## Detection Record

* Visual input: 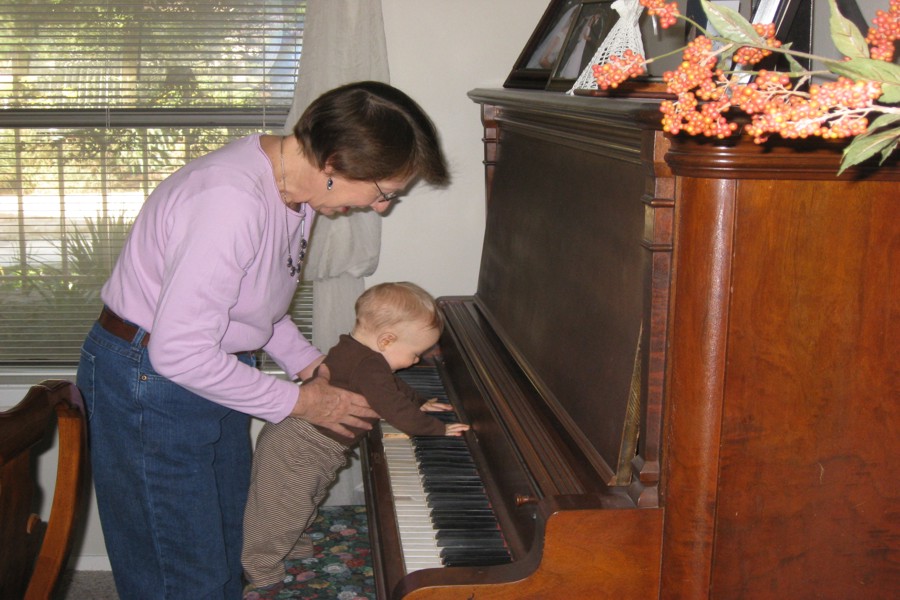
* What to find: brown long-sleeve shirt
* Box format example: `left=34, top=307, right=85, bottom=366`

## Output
left=313, top=334, right=446, bottom=446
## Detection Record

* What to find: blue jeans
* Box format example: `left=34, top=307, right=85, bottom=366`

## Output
left=78, top=320, right=253, bottom=599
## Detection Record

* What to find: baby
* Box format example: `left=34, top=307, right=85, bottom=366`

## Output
left=241, top=282, right=468, bottom=590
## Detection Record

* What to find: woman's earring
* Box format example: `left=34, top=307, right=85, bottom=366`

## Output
left=326, top=177, right=334, bottom=191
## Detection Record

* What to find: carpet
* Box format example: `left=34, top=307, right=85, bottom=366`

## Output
left=58, top=505, right=375, bottom=600
left=242, top=504, right=375, bottom=600
left=56, top=569, right=118, bottom=599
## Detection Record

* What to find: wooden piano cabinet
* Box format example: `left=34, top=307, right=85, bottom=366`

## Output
left=661, top=137, right=900, bottom=599
left=367, top=89, right=900, bottom=600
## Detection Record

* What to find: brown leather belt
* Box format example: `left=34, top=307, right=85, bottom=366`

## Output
left=98, top=306, right=149, bottom=347
left=97, top=307, right=255, bottom=360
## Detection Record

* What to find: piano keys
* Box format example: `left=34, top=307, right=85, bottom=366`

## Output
left=382, top=368, right=511, bottom=574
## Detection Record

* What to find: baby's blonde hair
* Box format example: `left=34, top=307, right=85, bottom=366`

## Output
left=354, top=282, right=443, bottom=334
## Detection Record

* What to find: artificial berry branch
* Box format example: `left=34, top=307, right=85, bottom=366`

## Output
left=593, top=0, right=900, bottom=174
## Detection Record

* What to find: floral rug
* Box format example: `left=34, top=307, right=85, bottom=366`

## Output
left=243, top=505, right=376, bottom=600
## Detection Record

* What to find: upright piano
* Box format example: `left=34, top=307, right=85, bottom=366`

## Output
left=362, top=88, right=900, bottom=599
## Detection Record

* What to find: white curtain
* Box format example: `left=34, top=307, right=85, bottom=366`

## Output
left=283, top=0, right=389, bottom=505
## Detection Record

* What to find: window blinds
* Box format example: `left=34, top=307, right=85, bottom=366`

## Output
left=0, top=1, right=309, bottom=365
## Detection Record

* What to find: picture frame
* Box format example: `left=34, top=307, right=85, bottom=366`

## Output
left=546, top=0, right=619, bottom=92
left=683, top=1, right=800, bottom=43
left=751, top=0, right=810, bottom=70
left=504, top=0, right=587, bottom=90
left=751, top=0, right=802, bottom=36
left=705, top=0, right=807, bottom=82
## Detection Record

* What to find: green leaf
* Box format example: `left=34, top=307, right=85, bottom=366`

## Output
left=878, top=83, right=900, bottom=104
left=784, top=54, right=806, bottom=74
left=829, top=58, right=900, bottom=85
left=826, top=0, right=870, bottom=59
left=880, top=139, right=899, bottom=162
left=701, top=0, right=759, bottom=44
left=838, top=127, right=900, bottom=174
left=867, top=113, right=900, bottom=131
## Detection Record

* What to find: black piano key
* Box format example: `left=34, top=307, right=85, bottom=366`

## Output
left=424, top=477, right=482, bottom=488
left=418, top=460, right=474, bottom=468
left=428, top=505, right=495, bottom=514
left=420, top=469, right=480, bottom=479
left=441, top=546, right=511, bottom=558
left=431, top=519, right=502, bottom=530
left=413, top=436, right=466, bottom=445
left=442, top=555, right=512, bottom=567
left=437, top=539, right=508, bottom=550
left=413, top=438, right=466, bottom=448
left=415, top=451, right=475, bottom=461
left=428, top=501, right=492, bottom=512
left=436, top=529, right=505, bottom=542
left=430, top=515, right=497, bottom=525
left=415, top=445, right=467, bottom=454
left=426, top=491, right=488, bottom=501
left=427, top=493, right=491, bottom=506
left=424, top=485, right=486, bottom=495
left=428, top=507, right=496, bottom=517
left=441, top=548, right=512, bottom=562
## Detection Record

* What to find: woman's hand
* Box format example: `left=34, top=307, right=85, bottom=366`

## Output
left=291, top=364, right=377, bottom=437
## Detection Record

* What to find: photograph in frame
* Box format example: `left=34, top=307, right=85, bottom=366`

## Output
left=504, top=0, right=583, bottom=89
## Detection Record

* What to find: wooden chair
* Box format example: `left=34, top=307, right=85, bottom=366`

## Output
left=0, top=380, right=87, bottom=600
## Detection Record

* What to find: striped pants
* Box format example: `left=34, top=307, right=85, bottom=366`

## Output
left=241, top=418, right=348, bottom=588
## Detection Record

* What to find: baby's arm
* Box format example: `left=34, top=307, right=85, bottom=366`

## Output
left=444, top=422, right=470, bottom=437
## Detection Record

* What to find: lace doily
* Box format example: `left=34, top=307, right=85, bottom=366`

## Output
left=568, top=0, right=645, bottom=94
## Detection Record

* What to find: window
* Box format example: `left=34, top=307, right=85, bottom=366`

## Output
left=0, top=0, right=310, bottom=366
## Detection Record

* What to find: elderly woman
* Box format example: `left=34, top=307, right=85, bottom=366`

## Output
left=77, top=81, right=449, bottom=599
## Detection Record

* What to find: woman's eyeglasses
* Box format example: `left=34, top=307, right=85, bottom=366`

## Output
left=374, top=181, right=400, bottom=203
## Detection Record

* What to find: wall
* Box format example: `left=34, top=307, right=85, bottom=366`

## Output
left=0, top=0, right=548, bottom=571
left=374, top=0, right=548, bottom=295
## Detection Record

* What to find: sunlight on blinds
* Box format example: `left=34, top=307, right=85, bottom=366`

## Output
left=0, top=1, right=310, bottom=364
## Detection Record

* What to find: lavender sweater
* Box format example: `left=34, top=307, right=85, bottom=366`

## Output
left=101, top=134, right=322, bottom=423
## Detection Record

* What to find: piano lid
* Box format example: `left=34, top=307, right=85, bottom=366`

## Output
left=469, top=100, right=662, bottom=486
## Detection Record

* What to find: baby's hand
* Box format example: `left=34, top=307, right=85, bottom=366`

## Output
left=420, top=398, right=453, bottom=412
left=444, top=423, right=470, bottom=437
